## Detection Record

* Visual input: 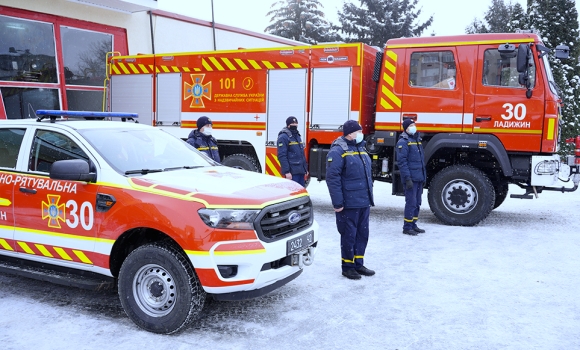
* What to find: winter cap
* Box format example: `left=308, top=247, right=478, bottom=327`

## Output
left=197, top=116, right=212, bottom=130
left=402, top=118, right=415, bottom=131
left=286, top=116, right=298, bottom=126
left=342, top=120, right=362, bottom=136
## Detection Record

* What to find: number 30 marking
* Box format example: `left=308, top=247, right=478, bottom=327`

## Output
left=501, top=103, right=527, bottom=121
left=66, top=200, right=94, bottom=230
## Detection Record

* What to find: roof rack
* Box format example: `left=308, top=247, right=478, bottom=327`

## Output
left=35, top=110, right=139, bottom=123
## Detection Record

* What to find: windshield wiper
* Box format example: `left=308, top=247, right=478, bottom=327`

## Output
left=125, top=169, right=164, bottom=175
left=163, top=165, right=205, bottom=171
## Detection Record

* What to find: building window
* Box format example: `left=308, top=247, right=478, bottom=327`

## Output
left=0, top=15, right=57, bottom=83
left=1, top=87, right=60, bottom=119
left=61, top=26, right=112, bottom=87
left=409, top=51, right=457, bottom=89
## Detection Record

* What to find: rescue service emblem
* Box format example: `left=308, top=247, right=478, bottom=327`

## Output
left=184, top=74, right=212, bottom=108
left=42, top=194, right=66, bottom=228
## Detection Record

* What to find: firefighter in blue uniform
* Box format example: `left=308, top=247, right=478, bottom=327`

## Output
left=396, top=118, right=427, bottom=236
left=277, top=116, right=308, bottom=186
left=326, top=120, right=375, bottom=280
left=187, top=116, right=221, bottom=163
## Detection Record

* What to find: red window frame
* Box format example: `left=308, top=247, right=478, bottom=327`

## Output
left=0, top=6, right=128, bottom=118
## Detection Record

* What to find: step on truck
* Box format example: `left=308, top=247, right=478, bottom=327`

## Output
left=106, top=32, right=580, bottom=226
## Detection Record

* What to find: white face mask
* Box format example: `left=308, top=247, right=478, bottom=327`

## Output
left=407, top=126, right=417, bottom=135
left=355, top=132, right=364, bottom=144
left=202, top=127, right=212, bottom=136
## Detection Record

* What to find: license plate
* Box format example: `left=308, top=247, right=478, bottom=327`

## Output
left=286, top=231, right=314, bottom=255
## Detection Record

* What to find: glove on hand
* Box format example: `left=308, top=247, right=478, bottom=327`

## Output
left=406, top=179, right=413, bottom=190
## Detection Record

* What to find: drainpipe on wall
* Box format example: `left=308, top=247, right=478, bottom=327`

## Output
left=149, top=11, right=155, bottom=54
left=211, top=0, right=216, bottom=50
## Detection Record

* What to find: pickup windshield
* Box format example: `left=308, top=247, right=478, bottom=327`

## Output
left=78, top=127, right=215, bottom=174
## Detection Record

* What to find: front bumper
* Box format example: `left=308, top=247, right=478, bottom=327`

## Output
left=187, top=220, right=319, bottom=296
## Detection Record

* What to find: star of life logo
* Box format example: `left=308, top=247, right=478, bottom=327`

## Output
left=184, top=74, right=212, bottom=108
left=42, top=194, right=66, bottom=228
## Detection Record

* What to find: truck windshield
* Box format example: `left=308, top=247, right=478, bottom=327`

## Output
left=542, top=54, right=559, bottom=97
left=79, top=127, right=215, bottom=174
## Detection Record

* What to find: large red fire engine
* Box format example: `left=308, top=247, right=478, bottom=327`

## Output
left=107, top=33, right=580, bottom=226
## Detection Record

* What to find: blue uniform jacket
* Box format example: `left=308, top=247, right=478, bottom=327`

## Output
left=277, top=127, right=307, bottom=175
left=396, top=132, right=426, bottom=183
left=186, top=129, right=220, bottom=163
left=325, top=136, right=374, bottom=209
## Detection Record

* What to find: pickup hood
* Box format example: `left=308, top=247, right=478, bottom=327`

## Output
left=126, top=166, right=308, bottom=208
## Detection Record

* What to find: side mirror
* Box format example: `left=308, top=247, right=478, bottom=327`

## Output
left=516, top=44, right=529, bottom=73
left=498, top=43, right=517, bottom=59
left=555, top=44, right=570, bottom=59
left=50, top=159, right=96, bottom=182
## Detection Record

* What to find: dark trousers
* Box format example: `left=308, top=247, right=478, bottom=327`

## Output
left=335, top=207, right=370, bottom=271
left=403, top=181, right=423, bottom=230
left=291, top=174, right=305, bottom=186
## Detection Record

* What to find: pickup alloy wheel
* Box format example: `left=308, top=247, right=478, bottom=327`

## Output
left=428, top=164, right=495, bottom=226
left=118, top=242, right=205, bottom=334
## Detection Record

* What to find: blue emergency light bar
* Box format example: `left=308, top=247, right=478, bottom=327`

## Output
left=35, top=110, right=138, bottom=123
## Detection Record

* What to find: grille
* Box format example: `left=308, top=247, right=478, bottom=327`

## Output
left=254, top=196, right=313, bottom=242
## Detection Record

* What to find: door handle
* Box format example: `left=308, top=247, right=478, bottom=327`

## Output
left=19, top=187, right=37, bottom=194
left=402, top=113, right=417, bottom=120
left=475, top=116, right=492, bottom=122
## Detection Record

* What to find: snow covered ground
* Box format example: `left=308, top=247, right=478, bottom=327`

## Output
left=1, top=180, right=579, bottom=349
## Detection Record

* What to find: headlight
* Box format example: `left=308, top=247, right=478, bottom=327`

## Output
left=198, top=209, right=259, bottom=230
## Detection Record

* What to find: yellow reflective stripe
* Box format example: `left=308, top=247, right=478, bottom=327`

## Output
left=221, top=57, right=236, bottom=70
left=288, top=142, right=300, bottom=145
left=35, top=244, right=54, bottom=258
left=0, top=198, right=11, bottom=206
left=381, top=85, right=402, bottom=107
left=54, top=247, right=72, bottom=261
left=248, top=59, right=261, bottom=69
left=73, top=250, right=93, bottom=264
left=547, top=118, right=555, bottom=140
left=161, top=65, right=170, bottom=73
left=0, top=239, right=13, bottom=251
left=171, top=66, right=180, bottom=72
left=138, top=63, right=148, bottom=73
left=18, top=242, right=35, bottom=254
left=197, top=147, right=209, bottom=150
left=404, top=218, right=414, bottom=222
left=291, top=63, right=302, bottom=68
left=210, top=146, right=219, bottom=150
left=384, top=60, right=396, bottom=74
left=380, top=98, right=394, bottom=110
left=354, top=255, right=364, bottom=259
left=209, top=57, right=225, bottom=70
left=234, top=58, right=249, bottom=70
left=386, top=50, right=398, bottom=61
left=341, top=151, right=368, bottom=157
left=341, top=258, right=354, bottom=263
left=383, top=72, right=395, bottom=87
left=262, top=61, right=275, bottom=69
left=276, top=62, right=288, bottom=68
left=202, top=58, right=213, bottom=71
left=128, top=63, right=139, bottom=74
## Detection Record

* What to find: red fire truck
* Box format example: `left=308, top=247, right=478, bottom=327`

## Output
left=106, top=33, right=580, bottom=226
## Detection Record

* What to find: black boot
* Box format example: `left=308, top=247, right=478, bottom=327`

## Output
left=413, top=226, right=426, bottom=233
left=402, top=229, right=418, bottom=236
left=356, top=266, right=375, bottom=276
left=342, top=269, right=361, bottom=280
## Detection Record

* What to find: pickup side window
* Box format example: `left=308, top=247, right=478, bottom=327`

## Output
left=483, top=48, right=536, bottom=88
left=0, top=128, right=25, bottom=169
left=28, top=130, right=89, bottom=173
left=409, top=51, right=457, bottom=89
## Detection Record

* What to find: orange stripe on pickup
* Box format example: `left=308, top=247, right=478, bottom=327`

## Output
left=195, top=268, right=254, bottom=287
left=214, top=241, right=265, bottom=252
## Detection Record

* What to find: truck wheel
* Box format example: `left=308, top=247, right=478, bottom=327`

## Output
left=222, top=153, right=260, bottom=172
left=118, top=242, right=206, bottom=334
left=493, top=181, right=509, bottom=209
left=427, top=165, right=495, bottom=226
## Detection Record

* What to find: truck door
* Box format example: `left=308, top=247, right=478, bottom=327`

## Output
left=110, top=74, right=154, bottom=126
left=0, top=128, right=26, bottom=253
left=265, top=68, right=307, bottom=176
left=401, top=48, right=464, bottom=132
left=310, top=67, right=352, bottom=130
left=12, top=127, right=99, bottom=266
left=474, top=44, right=545, bottom=152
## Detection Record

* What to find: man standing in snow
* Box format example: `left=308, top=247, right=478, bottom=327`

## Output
left=396, top=118, right=426, bottom=236
left=187, top=116, right=221, bottom=163
left=277, top=116, right=308, bottom=186
left=326, top=120, right=375, bottom=280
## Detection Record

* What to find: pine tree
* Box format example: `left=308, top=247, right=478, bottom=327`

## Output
left=528, top=0, right=580, bottom=153
left=336, top=0, right=433, bottom=47
left=465, top=0, right=526, bottom=34
left=265, top=0, right=340, bottom=44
